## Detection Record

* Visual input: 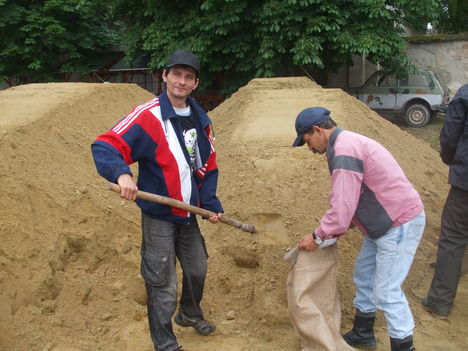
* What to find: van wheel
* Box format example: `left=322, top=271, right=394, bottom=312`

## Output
left=405, top=103, right=431, bottom=127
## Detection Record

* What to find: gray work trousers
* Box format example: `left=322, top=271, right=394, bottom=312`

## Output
left=427, top=185, right=468, bottom=314
left=141, top=213, right=208, bottom=351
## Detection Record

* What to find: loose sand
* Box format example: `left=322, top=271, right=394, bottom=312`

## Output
left=0, top=78, right=466, bottom=351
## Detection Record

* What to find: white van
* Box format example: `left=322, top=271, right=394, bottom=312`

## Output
left=350, top=69, right=451, bottom=127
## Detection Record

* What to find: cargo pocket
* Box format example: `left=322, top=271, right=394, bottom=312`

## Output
left=141, top=250, right=169, bottom=287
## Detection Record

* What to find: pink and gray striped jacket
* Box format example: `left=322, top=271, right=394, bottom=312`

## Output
left=315, top=128, right=423, bottom=240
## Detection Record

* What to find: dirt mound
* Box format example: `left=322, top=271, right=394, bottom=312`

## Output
left=0, top=80, right=466, bottom=351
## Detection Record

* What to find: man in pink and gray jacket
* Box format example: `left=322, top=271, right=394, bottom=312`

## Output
left=292, top=107, right=425, bottom=351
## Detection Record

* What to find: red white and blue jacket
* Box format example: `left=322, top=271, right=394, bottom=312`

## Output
left=91, top=92, right=223, bottom=225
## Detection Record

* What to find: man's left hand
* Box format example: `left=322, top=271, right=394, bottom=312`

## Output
left=297, top=234, right=319, bottom=251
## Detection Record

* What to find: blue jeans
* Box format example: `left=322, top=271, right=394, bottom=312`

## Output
left=141, top=214, right=208, bottom=351
left=353, top=211, right=425, bottom=339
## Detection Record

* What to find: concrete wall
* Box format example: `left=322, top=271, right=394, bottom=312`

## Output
left=406, top=39, right=468, bottom=95
left=327, top=37, right=468, bottom=96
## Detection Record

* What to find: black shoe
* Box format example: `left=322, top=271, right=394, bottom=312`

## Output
left=342, top=310, right=377, bottom=350
left=390, top=336, right=415, bottom=351
left=174, top=313, right=216, bottom=335
left=421, top=297, right=449, bottom=319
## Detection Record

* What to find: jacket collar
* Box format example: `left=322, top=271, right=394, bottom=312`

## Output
left=158, top=92, right=212, bottom=127
left=326, top=127, right=344, bottom=157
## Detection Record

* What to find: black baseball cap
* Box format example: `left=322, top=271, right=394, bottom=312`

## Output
left=165, top=50, right=200, bottom=74
left=292, top=107, right=331, bottom=147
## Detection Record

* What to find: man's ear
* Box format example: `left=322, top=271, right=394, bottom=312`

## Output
left=162, top=69, right=167, bottom=83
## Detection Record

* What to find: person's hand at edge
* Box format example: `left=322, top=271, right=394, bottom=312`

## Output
left=117, top=173, right=138, bottom=201
left=297, top=233, right=319, bottom=252
left=207, top=213, right=222, bottom=223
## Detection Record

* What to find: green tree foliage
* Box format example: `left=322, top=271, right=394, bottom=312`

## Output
left=108, top=0, right=439, bottom=93
left=0, top=0, right=120, bottom=84
left=436, top=0, right=468, bottom=33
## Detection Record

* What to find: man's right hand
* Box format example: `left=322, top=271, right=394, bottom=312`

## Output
left=117, top=173, right=138, bottom=201
left=297, top=234, right=319, bottom=252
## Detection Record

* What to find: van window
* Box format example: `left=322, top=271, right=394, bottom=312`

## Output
left=377, top=75, right=397, bottom=87
left=364, top=72, right=397, bottom=88
left=365, top=72, right=384, bottom=88
left=406, top=74, right=429, bottom=87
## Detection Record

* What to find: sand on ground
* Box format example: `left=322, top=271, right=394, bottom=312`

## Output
left=0, top=78, right=466, bottom=351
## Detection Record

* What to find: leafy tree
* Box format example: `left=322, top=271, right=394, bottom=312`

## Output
left=0, top=0, right=120, bottom=84
left=107, top=0, right=439, bottom=94
left=435, top=0, right=468, bottom=33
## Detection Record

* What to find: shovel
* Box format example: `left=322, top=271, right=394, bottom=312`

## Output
left=107, top=183, right=256, bottom=233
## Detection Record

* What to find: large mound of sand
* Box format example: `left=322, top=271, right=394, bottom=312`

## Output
left=0, top=79, right=466, bottom=351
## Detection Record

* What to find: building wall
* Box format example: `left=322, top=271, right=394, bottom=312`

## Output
left=327, top=55, right=377, bottom=89
left=406, top=39, right=468, bottom=94
left=326, top=38, right=468, bottom=95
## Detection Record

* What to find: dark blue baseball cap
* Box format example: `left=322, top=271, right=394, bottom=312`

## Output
left=166, top=49, right=200, bottom=74
left=292, top=107, right=331, bottom=147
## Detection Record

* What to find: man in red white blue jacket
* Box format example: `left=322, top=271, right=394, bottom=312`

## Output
left=292, top=107, right=425, bottom=351
left=92, top=50, right=222, bottom=351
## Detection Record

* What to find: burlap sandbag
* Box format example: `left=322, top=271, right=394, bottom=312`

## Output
left=287, top=245, right=355, bottom=351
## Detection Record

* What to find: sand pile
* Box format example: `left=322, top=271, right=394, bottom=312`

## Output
left=0, top=79, right=466, bottom=351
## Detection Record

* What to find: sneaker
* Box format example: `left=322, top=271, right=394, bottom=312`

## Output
left=174, top=313, right=216, bottom=335
left=172, top=347, right=186, bottom=351
left=421, top=297, right=449, bottom=320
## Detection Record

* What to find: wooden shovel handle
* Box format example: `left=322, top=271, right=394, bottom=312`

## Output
left=107, top=183, right=256, bottom=233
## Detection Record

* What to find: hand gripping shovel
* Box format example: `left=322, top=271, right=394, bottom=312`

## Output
left=107, top=183, right=256, bottom=233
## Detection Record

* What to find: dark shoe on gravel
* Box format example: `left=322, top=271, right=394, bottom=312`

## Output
left=421, top=297, right=449, bottom=320
left=342, top=310, right=377, bottom=350
left=174, top=313, right=216, bottom=335
left=390, top=336, right=416, bottom=351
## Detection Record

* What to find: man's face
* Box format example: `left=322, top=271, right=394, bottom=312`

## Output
left=163, top=65, right=199, bottom=101
left=303, top=126, right=327, bottom=154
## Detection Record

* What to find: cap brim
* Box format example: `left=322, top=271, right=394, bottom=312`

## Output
left=165, top=62, right=199, bottom=73
left=292, top=133, right=305, bottom=147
